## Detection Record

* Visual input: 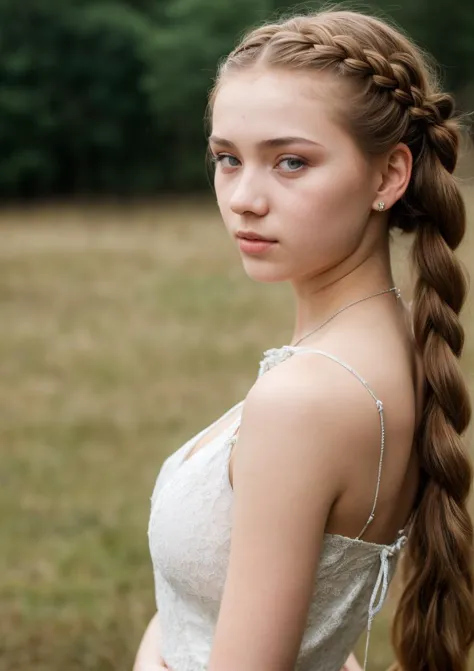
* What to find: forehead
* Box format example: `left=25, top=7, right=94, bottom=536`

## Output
left=211, top=68, right=345, bottom=140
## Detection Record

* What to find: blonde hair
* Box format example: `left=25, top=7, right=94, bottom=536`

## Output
left=209, top=9, right=474, bottom=670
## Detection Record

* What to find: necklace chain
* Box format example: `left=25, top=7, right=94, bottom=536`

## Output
left=292, top=287, right=401, bottom=347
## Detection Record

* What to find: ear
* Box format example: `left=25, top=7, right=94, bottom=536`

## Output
left=372, top=143, right=412, bottom=211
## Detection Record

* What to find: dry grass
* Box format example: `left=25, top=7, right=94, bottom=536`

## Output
left=1, top=190, right=473, bottom=671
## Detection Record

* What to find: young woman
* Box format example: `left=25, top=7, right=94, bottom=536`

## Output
left=135, top=8, right=474, bottom=671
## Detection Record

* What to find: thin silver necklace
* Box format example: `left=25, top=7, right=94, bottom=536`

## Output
left=292, top=286, right=401, bottom=347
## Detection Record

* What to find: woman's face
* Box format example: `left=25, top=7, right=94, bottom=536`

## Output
left=210, top=68, right=382, bottom=285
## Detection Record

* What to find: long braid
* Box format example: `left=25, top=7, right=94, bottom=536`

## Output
left=391, top=109, right=474, bottom=671
left=210, top=10, right=474, bottom=669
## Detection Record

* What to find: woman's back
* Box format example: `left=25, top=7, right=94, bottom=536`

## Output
left=301, top=297, right=422, bottom=545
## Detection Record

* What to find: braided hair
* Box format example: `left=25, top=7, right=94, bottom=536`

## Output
left=209, top=9, right=473, bottom=671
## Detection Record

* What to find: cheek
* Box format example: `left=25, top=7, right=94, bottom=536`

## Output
left=214, top=174, right=231, bottom=226
left=283, top=163, right=371, bottom=259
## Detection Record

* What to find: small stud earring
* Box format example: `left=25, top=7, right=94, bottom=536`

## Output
left=376, top=201, right=385, bottom=212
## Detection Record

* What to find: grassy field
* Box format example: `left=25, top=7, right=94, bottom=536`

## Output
left=1, top=192, right=474, bottom=671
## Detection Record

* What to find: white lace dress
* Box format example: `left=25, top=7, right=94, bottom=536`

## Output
left=148, top=346, right=408, bottom=671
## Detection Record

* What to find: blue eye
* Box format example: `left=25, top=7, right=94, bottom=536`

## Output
left=212, top=154, right=240, bottom=168
left=279, top=157, right=306, bottom=172
left=211, top=153, right=307, bottom=173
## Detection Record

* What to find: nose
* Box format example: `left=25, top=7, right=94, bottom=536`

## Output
left=229, top=174, right=269, bottom=217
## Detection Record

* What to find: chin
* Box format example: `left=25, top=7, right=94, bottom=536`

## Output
left=241, top=259, right=289, bottom=283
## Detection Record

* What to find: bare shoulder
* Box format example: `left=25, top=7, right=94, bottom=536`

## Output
left=232, top=349, right=385, bottom=497
left=230, top=332, right=419, bottom=542
left=246, top=347, right=381, bottom=428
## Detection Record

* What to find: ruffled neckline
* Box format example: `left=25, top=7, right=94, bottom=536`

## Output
left=258, top=345, right=295, bottom=377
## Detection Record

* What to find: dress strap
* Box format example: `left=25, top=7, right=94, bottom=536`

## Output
left=362, top=532, right=408, bottom=670
left=287, top=347, right=386, bottom=540
left=181, top=399, right=244, bottom=463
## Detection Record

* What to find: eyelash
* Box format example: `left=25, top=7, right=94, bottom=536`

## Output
left=210, top=153, right=307, bottom=173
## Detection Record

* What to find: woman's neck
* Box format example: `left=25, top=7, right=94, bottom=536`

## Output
left=290, top=258, right=395, bottom=346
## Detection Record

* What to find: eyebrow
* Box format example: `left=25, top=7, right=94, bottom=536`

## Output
left=208, top=135, right=323, bottom=149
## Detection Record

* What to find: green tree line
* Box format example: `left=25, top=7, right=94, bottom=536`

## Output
left=0, top=0, right=473, bottom=197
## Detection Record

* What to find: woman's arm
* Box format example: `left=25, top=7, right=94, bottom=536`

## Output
left=132, top=612, right=359, bottom=671
left=206, top=356, right=369, bottom=671
left=133, top=611, right=167, bottom=671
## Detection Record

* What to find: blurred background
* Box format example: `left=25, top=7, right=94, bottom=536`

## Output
left=0, top=1, right=473, bottom=670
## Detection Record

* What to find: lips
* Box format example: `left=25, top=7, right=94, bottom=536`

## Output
left=236, top=231, right=277, bottom=242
